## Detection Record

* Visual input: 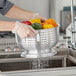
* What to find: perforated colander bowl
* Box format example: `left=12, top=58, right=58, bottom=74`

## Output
left=16, top=27, right=59, bottom=58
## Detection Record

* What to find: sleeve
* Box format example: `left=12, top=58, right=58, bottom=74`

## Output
left=0, top=0, right=6, bottom=8
left=0, top=0, right=14, bottom=15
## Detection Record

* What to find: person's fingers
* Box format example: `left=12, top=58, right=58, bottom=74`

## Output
left=29, top=26, right=37, bottom=34
left=41, top=17, right=46, bottom=22
left=27, top=33, right=34, bottom=37
left=35, top=15, right=46, bottom=22
left=16, top=23, right=38, bottom=38
left=40, top=16, right=46, bottom=20
left=28, top=29, right=35, bottom=37
left=18, top=32, right=27, bottom=38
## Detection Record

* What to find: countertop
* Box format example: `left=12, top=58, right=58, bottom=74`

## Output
left=1, top=67, right=76, bottom=76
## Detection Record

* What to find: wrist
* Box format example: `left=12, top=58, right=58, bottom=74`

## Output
left=11, top=22, right=16, bottom=30
left=12, top=22, right=19, bottom=33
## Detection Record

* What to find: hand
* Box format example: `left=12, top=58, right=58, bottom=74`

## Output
left=33, top=13, right=46, bottom=22
left=12, top=22, right=37, bottom=38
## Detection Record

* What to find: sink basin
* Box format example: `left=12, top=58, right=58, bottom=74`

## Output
left=0, top=55, right=76, bottom=72
left=0, top=59, right=62, bottom=72
left=0, top=48, right=76, bottom=72
left=70, top=49, right=76, bottom=58
left=0, top=54, right=21, bottom=59
left=0, top=61, right=30, bottom=72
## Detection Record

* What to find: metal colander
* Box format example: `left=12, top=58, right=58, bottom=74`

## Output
left=15, top=27, right=59, bottom=58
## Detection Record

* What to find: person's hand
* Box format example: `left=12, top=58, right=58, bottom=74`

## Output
left=12, top=22, right=37, bottom=38
left=32, top=13, right=46, bottom=22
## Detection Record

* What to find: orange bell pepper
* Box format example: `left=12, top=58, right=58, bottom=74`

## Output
left=45, top=19, right=58, bottom=27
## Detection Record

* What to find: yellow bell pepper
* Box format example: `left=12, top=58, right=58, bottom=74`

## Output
left=42, top=24, right=54, bottom=29
left=30, top=19, right=41, bottom=24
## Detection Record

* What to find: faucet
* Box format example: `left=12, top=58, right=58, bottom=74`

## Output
left=67, top=0, right=76, bottom=49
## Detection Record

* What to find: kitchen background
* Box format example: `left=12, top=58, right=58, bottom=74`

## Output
left=0, top=0, right=76, bottom=75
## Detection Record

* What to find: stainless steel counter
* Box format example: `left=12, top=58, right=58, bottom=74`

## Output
left=0, top=67, right=76, bottom=76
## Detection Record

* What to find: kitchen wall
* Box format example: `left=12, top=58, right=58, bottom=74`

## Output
left=50, top=0, right=76, bottom=24
left=9, top=0, right=50, bottom=18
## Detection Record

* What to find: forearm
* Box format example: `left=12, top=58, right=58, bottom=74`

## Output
left=0, top=21, right=15, bottom=31
left=5, top=5, right=35, bottom=20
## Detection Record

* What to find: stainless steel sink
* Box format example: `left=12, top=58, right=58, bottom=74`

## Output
left=0, top=57, right=76, bottom=72
left=0, top=54, right=21, bottom=59
left=0, top=48, right=76, bottom=72
left=70, top=49, right=76, bottom=58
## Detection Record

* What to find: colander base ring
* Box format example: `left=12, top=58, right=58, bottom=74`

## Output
left=21, top=49, right=57, bottom=58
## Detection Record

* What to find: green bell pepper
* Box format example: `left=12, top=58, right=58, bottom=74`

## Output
left=31, top=23, right=42, bottom=30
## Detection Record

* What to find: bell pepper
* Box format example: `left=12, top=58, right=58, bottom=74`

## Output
left=31, top=23, right=42, bottom=30
left=45, top=19, right=58, bottom=27
left=21, top=21, right=32, bottom=25
left=30, top=19, right=41, bottom=24
left=42, top=24, right=54, bottom=29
